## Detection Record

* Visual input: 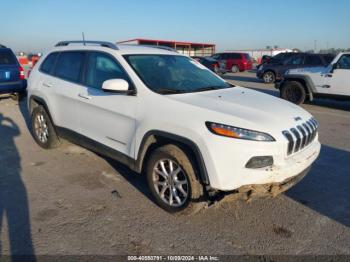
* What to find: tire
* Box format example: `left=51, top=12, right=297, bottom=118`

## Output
left=146, top=144, right=204, bottom=214
left=31, top=106, right=60, bottom=149
left=280, top=81, right=306, bottom=105
left=262, top=71, right=275, bottom=83
left=231, top=65, right=239, bottom=73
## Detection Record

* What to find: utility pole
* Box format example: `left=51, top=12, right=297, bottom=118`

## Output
left=314, top=40, right=317, bottom=53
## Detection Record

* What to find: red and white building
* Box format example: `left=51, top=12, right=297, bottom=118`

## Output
left=117, top=38, right=216, bottom=57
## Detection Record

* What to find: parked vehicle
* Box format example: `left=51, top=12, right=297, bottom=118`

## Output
left=257, top=53, right=334, bottom=83
left=192, top=56, right=225, bottom=74
left=28, top=40, right=321, bottom=214
left=0, top=44, right=27, bottom=100
left=276, top=52, right=350, bottom=104
left=211, top=52, right=253, bottom=73
left=257, top=52, right=295, bottom=71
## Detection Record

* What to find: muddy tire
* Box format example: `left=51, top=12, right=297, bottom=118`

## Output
left=280, top=81, right=306, bottom=105
left=31, top=106, right=60, bottom=149
left=146, top=144, right=205, bottom=215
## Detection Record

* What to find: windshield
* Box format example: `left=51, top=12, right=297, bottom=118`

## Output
left=123, top=55, right=231, bottom=94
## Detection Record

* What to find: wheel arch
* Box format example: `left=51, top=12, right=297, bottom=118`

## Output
left=282, top=75, right=316, bottom=101
left=28, top=95, right=56, bottom=124
left=135, top=131, right=210, bottom=185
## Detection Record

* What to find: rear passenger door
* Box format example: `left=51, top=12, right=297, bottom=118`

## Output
left=280, top=54, right=305, bottom=76
left=49, top=51, right=86, bottom=133
left=77, top=51, right=137, bottom=157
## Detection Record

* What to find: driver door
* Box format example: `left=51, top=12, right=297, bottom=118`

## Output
left=323, top=54, right=350, bottom=96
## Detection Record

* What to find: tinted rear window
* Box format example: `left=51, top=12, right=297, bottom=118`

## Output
left=55, top=52, right=85, bottom=82
left=323, top=55, right=335, bottom=64
left=304, top=55, right=323, bottom=66
left=226, top=53, right=241, bottom=59
left=40, top=52, right=58, bottom=74
left=0, top=50, right=17, bottom=65
left=243, top=54, right=251, bottom=60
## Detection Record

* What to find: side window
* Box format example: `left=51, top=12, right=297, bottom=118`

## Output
left=55, top=52, right=84, bottom=82
left=304, top=55, right=322, bottom=66
left=85, top=52, right=131, bottom=90
left=336, top=55, right=350, bottom=70
left=286, top=55, right=304, bottom=65
left=40, top=52, right=58, bottom=74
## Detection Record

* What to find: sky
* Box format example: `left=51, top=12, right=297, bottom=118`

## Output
left=1, top=0, right=350, bottom=53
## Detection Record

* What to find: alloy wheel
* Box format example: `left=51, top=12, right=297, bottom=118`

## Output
left=152, top=158, right=189, bottom=207
left=34, top=113, right=49, bottom=143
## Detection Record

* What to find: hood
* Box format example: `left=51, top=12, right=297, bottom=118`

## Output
left=168, top=87, right=312, bottom=133
left=287, top=66, right=328, bottom=75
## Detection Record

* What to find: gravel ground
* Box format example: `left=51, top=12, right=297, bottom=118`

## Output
left=0, top=71, right=349, bottom=259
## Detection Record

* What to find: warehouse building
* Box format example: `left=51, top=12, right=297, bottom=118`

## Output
left=117, top=38, right=215, bottom=56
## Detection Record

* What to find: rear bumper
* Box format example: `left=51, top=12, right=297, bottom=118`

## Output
left=0, top=80, right=27, bottom=94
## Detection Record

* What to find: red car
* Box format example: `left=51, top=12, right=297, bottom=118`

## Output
left=211, top=52, right=253, bottom=73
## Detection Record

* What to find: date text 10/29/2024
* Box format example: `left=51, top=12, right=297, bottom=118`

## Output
left=128, top=256, right=219, bottom=261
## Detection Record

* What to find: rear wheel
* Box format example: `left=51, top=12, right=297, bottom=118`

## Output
left=146, top=144, right=204, bottom=214
left=31, top=106, right=60, bottom=149
left=263, top=71, right=275, bottom=83
left=280, top=81, right=306, bottom=105
left=231, top=65, right=239, bottom=73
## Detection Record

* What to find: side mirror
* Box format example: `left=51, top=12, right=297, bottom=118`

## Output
left=102, top=79, right=130, bottom=93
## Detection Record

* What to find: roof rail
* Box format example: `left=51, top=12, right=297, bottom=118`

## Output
left=55, top=40, right=118, bottom=50
left=122, top=44, right=178, bottom=53
left=0, top=44, right=7, bottom=48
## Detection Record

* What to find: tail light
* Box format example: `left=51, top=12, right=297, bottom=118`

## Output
left=19, top=66, right=25, bottom=80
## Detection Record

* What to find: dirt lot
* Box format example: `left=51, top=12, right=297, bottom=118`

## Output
left=0, top=71, right=349, bottom=258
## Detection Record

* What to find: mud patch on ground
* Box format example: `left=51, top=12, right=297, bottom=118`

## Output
left=35, top=209, right=59, bottom=222
left=65, top=172, right=106, bottom=190
left=272, top=225, right=292, bottom=238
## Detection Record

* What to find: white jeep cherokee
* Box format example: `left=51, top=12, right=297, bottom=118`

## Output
left=27, top=41, right=321, bottom=213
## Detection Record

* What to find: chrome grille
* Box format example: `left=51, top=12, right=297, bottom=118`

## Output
left=282, top=118, right=318, bottom=156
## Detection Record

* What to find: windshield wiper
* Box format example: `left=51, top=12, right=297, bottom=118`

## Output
left=192, top=85, right=232, bottom=93
left=156, top=88, right=187, bottom=94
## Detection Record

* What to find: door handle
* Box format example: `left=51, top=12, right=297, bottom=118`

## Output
left=42, top=82, right=53, bottom=88
left=78, top=93, right=92, bottom=100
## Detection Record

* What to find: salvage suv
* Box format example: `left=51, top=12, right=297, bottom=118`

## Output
left=0, top=44, right=27, bottom=100
left=27, top=41, right=321, bottom=214
left=277, top=52, right=350, bottom=104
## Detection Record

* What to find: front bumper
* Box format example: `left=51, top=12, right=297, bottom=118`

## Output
left=216, top=166, right=311, bottom=203
left=201, top=133, right=321, bottom=191
left=256, top=70, right=264, bottom=79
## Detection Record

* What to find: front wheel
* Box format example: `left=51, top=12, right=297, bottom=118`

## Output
left=146, top=144, right=204, bottom=214
left=280, top=81, right=306, bottom=105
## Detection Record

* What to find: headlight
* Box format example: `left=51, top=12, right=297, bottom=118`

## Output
left=206, top=122, right=275, bottom=142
